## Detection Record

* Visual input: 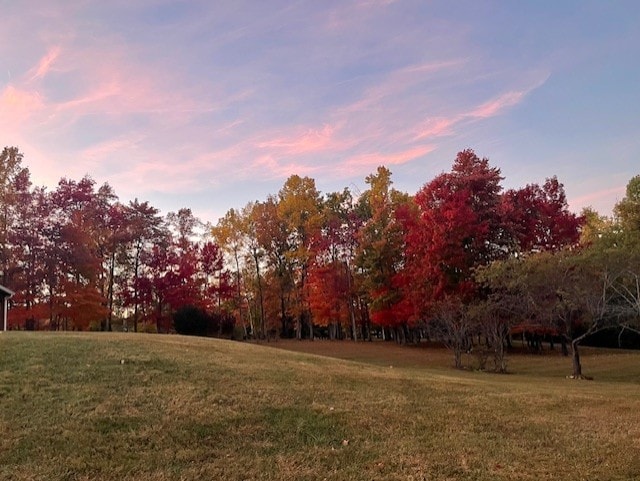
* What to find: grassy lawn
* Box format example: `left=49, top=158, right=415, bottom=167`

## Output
left=1, top=332, right=639, bottom=480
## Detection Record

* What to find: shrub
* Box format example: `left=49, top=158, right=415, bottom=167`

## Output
left=173, top=305, right=211, bottom=336
left=173, top=305, right=236, bottom=338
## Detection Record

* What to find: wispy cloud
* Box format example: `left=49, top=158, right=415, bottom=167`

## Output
left=356, top=0, right=398, bottom=7
left=80, top=134, right=146, bottom=163
left=2, top=30, right=543, bottom=203
left=0, top=85, right=45, bottom=120
left=339, top=145, right=436, bottom=176
left=28, top=46, right=62, bottom=81
left=258, top=124, right=342, bottom=155
left=414, top=118, right=456, bottom=140
left=5, top=1, right=629, bottom=221
left=570, top=185, right=626, bottom=212
left=466, top=91, right=526, bottom=119
left=412, top=79, right=547, bottom=143
left=339, top=59, right=466, bottom=116
left=251, top=155, right=321, bottom=180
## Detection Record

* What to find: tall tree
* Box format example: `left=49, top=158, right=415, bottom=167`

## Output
left=213, top=208, right=249, bottom=335
left=254, top=196, right=294, bottom=337
left=277, top=175, right=322, bottom=339
left=309, top=188, right=362, bottom=340
left=503, top=176, right=581, bottom=252
left=614, top=175, right=640, bottom=240
left=0, top=147, right=28, bottom=286
left=167, top=208, right=201, bottom=251
left=579, top=207, right=612, bottom=246
left=403, top=150, right=507, bottom=361
left=504, top=250, right=615, bottom=378
left=102, top=203, right=129, bottom=331
left=43, top=176, right=115, bottom=329
left=243, top=202, right=268, bottom=338
left=199, top=241, right=233, bottom=314
left=406, top=150, right=504, bottom=314
left=6, top=172, right=49, bottom=328
left=607, top=176, right=640, bottom=333
left=355, top=166, right=411, bottom=340
left=121, top=199, right=167, bottom=332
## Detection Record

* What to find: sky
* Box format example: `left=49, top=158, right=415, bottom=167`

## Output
left=1, top=0, right=639, bottom=224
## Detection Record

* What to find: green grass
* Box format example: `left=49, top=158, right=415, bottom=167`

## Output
left=1, top=332, right=640, bottom=480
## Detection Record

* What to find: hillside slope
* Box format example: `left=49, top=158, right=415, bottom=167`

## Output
left=1, top=333, right=639, bottom=481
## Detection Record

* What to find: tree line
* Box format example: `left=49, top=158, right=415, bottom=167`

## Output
left=0, top=146, right=231, bottom=334
left=1, top=146, right=639, bottom=376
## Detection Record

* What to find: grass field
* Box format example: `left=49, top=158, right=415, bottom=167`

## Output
left=1, top=332, right=639, bottom=481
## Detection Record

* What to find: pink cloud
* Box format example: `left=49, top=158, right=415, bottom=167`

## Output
left=103, top=138, right=269, bottom=196
left=251, top=155, right=321, bottom=180
left=326, top=0, right=399, bottom=30
left=28, top=46, right=62, bottom=81
left=258, top=124, right=337, bottom=154
left=414, top=118, right=456, bottom=140
left=0, top=7, right=556, bottom=222
left=80, top=134, right=145, bottom=162
left=569, top=185, right=626, bottom=212
left=106, top=157, right=210, bottom=196
left=19, top=39, right=221, bottom=125
left=467, top=91, right=526, bottom=119
left=339, top=145, right=435, bottom=175
left=0, top=41, right=251, bottom=198
left=0, top=85, right=45, bottom=120
left=356, top=0, right=398, bottom=7
left=211, top=119, right=245, bottom=136
left=401, top=60, right=467, bottom=75
left=57, top=81, right=122, bottom=112
left=20, top=49, right=225, bottom=145
left=340, top=59, right=465, bottom=116
left=412, top=82, right=544, bottom=142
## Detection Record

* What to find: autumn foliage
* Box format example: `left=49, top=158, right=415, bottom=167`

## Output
left=19, top=144, right=640, bottom=369
left=0, top=147, right=233, bottom=332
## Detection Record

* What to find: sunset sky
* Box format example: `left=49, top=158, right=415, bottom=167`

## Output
left=1, top=0, right=638, bottom=223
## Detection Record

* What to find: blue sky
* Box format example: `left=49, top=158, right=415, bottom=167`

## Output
left=1, top=0, right=638, bottom=222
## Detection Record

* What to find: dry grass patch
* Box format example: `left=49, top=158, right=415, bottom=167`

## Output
left=1, top=332, right=640, bottom=480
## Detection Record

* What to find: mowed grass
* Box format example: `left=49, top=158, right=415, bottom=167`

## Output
left=1, top=333, right=639, bottom=481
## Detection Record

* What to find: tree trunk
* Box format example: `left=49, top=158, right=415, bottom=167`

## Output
left=492, top=324, right=508, bottom=373
left=570, top=339, right=583, bottom=378
left=345, top=261, right=357, bottom=342
left=253, top=251, right=266, bottom=339
left=106, top=250, right=116, bottom=331
left=132, top=245, right=141, bottom=333
left=295, top=314, right=302, bottom=340
left=494, top=338, right=507, bottom=373
left=454, top=347, right=463, bottom=369
left=155, top=297, right=163, bottom=334
left=280, top=294, right=287, bottom=338
left=245, top=295, right=255, bottom=338
left=397, top=326, right=406, bottom=345
left=233, top=248, right=246, bottom=338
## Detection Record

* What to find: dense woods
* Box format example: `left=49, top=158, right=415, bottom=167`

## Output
left=2, top=145, right=639, bottom=376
